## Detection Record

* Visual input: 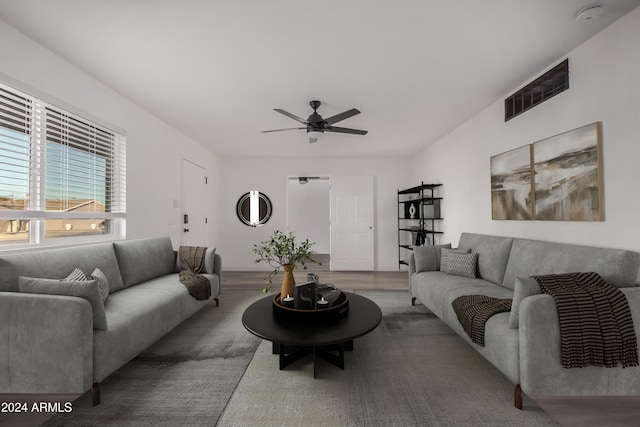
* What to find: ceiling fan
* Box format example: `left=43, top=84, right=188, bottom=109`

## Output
left=262, top=100, right=368, bottom=143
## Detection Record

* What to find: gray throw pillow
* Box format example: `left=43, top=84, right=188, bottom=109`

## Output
left=508, top=277, right=542, bottom=329
left=414, top=243, right=452, bottom=273
left=440, top=248, right=470, bottom=272
left=176, top=247, right=216, bottom=274
left=446, top=251, right=479, bottom=278
left=19, top=276, right=108, bottom=330
left=91, top=267, right=110, bottom=303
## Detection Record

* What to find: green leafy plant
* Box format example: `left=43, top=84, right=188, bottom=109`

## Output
left=253, top=229, right=320, bottom=292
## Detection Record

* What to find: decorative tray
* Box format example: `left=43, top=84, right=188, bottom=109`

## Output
left=272, top=292, right=349, bottom=322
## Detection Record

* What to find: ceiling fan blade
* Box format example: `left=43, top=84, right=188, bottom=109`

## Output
left=261, top=127, right=305, bottom=133
left=324, top=126, right=368, bottom=135
left=274, top=109, right=307, bottom=124
left=324, top=108, right=361, bottom=125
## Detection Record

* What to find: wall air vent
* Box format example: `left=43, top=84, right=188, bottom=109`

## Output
left=505, top=58, right=569, bottom=122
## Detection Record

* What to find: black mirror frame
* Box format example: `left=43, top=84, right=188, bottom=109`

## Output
left=236, top=191, right=273, bottom=227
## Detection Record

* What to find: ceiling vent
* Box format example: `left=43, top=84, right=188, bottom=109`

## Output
left=504, top=59, right=569, bottom=122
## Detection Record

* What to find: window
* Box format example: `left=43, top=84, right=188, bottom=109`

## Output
left=0, top=81, right=126, bottom=247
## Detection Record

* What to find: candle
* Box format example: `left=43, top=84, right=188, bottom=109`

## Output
left=282, top=294, right=294, bottom=308
left=316, top=296, right=329, bottom=309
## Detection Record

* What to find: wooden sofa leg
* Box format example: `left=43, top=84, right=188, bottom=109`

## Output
left=214, top=297, right=219, bottom=307
left=92, top=382, right=100, bottom=406
left=411, top=297, right=416, bottom=306
left=514, top=384, right=522, bottom=409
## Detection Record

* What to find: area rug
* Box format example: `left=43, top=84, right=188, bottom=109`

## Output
left=43, top=290, right=264, bottom=427
left=217, top=290, right=559, bottom=427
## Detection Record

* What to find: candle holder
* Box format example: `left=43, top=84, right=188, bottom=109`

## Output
left=272, top=292, right=349, bottom=322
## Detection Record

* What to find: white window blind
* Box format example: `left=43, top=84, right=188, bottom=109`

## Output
left=0, top=81, right=126, bottom=246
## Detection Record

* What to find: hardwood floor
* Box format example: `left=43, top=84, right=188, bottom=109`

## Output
left=222, top=269, right=410, bottom=291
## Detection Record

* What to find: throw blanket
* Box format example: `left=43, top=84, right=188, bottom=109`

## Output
left=178, top=246, right=211, bottom=300
left=532, top=272, right=638, bottom=369
left=452, top=295, right=512, bottom=346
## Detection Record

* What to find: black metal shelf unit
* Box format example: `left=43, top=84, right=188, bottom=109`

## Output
left=397, top=183, right=443, bottom=268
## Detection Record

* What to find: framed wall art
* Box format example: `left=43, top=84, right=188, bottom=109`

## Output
left=490, top=144, right=534, bottom=220
left=532, top=122, right=603, bottom=221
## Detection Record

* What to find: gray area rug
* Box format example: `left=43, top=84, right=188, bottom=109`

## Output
left=217, top=290, right=559, bottom=427
left=41, top=289, right=558, bottom=427
left=43, top=291, right=264, bottom=427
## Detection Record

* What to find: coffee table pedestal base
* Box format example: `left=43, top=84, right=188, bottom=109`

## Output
left=273, top=341, right=354, bottom=378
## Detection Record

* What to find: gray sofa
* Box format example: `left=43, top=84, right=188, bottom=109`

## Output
left=0, top=236, right=221, bottom=405
left=409, top=232, right=640, bottom=408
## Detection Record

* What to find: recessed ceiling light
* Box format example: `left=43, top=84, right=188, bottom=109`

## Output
left=575, top=5, right=605, bottom=22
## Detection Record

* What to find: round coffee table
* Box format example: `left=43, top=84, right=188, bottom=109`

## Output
left=242, top=292, right=382, bottom=378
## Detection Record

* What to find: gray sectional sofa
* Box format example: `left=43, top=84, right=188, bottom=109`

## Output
left=0, top=236, right=221, bottom=405
left=409, top=232, right=640, bottom=408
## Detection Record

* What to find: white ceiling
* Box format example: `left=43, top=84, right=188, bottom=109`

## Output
left=1, top=1, right=638, bottom=158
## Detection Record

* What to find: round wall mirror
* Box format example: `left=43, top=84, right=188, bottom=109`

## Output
left=236, top=191, right=272, bottom=227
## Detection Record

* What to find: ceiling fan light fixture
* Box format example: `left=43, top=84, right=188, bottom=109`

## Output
left=308, top=130, right=323, bottom=142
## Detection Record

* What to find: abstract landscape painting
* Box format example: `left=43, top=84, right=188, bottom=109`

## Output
left=491, top=144, right=533, bottom=220
left=533, top=122, right=602, bottom=221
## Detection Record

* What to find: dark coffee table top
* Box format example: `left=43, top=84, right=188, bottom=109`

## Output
left=242, top=292, right=382, bottom=347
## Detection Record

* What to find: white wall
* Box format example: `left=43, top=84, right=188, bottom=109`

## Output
left=411, top=7, right=640, bottom=252
left=0, top=20, right=222, bottom=249
left=287, top=178, right=330, bottom=253
left=221, top=157, right=413, bottom=271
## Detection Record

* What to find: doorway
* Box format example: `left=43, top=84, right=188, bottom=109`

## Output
left=181, top=159, right=208, bottom=247
left=287, top=177, right=330, bottom=270
left=287, top=175, right=374, bottom=272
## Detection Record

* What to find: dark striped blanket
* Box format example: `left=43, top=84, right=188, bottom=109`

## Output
left=179, top=246, right=211, bottom=300
left=532, top=272, right=638, bottom=369
left=452, top=295, right=512, bottom=346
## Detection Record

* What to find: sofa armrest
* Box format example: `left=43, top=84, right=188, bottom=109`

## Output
left=519, top=289, right=640, bottom=397
left=0, top=292, right=93, bottom=394
left=213, top=253, right=222, bottom=281
left=408, top=253, right=416, bottom=277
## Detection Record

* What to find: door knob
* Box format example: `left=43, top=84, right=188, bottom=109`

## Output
left=184, top=228, right=190, bottom=233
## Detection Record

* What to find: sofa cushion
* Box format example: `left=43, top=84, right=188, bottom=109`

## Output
left=508, top=277, right=541, bottom=329
left=113, top=237, right=176, bottom=288
left=446, top=251, right=478, bottom=278
left=458, top=233, right=514, bottom=286
left=19, top=276, right=107, bottom=330
left=0, top=242, right=125, bottom=293
left=503, top=238, right=640, bottom=289
left=414, top=243, right=451, bottom=272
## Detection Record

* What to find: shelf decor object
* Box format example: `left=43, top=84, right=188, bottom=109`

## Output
left=397, top=183, right=443, bottom=268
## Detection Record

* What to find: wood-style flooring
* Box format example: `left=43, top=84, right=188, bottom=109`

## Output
left=222, top=270, right=409, bottom=292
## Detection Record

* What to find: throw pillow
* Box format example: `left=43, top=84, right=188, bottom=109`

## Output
left=64, top=267, right=88, bottom=281
left=176, top=247, right=216, bottom=274
left=508, top=277, right=542, bottom=329
left=414, top=243, right=451, bottom=272
left=446, top=251, right=479, bottom=278
left=19, top=276, right=108, bottom=330
left=91, top=267, right=110, bottom=304
left=440, top=248, right=470, bottom=272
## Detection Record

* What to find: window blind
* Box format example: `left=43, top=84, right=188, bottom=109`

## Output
left=0, top=81, right=126, bottom=245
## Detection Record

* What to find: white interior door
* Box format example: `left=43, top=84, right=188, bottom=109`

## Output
left=181, top=159, right=207, bottom=247
left=330, top=175, right=374, bottom=271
